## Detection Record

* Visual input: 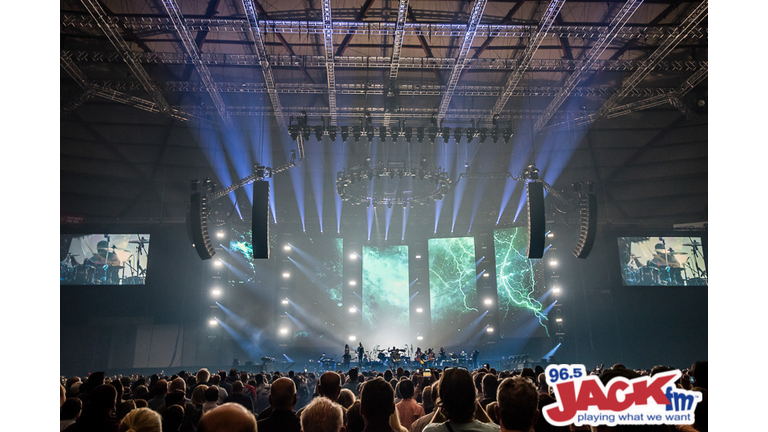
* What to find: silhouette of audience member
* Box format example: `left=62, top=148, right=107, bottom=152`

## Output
left=300, top=395, right=346, bottom=432
left=258, top=377, right=301, bottom=432
left=116, top=400, right=137, bottom=422
left=533, top=394, right=568, bottom=432
left=197, top=402, right=258, bottom=432
left=395, top=379, right=424, bottom=429
left=64, top=383, right=120, bottom=432
left=60, top=397, right=83, bottom=431
left=161, top=404, right=185, bottom=432
left=191, top=384, right=208, bottom=408
left=346, top=400, right=366, bottom=432
left=494, top=377, right=538, bottom=432
left=118, top=407, right=162, bottom=432
left=338, top=388, right=357, bottom=409
left=690, top=361, right=707, bottom=389
left=421, top=386, right=434, bottom=415
left=209, top=374, right=229, bottom=403
left=423, top=368, right=499, bottom=432
left=480, top=374, right=498, bottom=409
left=203, top=385, right=220, bottom=414
left=224, top=380, right=255, bottom=413
left=147, top=379, right=168, bottom=411
left=344, top=368, right=361, bottom=396
left=360, top=377, right=397, bottom=432
left=408, top=381, right=442, bottom=432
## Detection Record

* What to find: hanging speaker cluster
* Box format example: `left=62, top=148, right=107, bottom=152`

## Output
left=188, top=189, right=215, bottom=260
left=526, top=181, right=546, bottom=259
left=252, top=181, right=270, bottom=259
left=573, top=192, right=597, bottom=259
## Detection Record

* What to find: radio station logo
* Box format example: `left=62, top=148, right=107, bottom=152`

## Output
left=541, top=364, right=702, bottom=427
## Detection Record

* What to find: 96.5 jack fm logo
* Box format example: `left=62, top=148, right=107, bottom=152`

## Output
left=542, top=364, right=702, bottom=427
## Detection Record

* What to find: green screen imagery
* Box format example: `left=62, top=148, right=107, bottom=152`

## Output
left=362, top=245, right=410, bottom=348
left=493, top=227, right=549, bottom=338
left=428, top=237, right=479, bottom=346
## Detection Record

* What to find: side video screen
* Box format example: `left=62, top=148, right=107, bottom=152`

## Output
left=618, top=236, right=707, bottom=286
left=61, top=234, right=150, bottom=285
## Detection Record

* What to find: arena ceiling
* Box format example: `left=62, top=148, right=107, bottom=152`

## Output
left=60, top=0, right=708, bottom=230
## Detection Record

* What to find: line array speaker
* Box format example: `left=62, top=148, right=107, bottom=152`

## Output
left=188, top=191, right=215, bottom=260
left=252, top=180, right=270, bottom=259
left=526, top=181, right=546, bottom=259
left=573, top=193, right=597, bottom=259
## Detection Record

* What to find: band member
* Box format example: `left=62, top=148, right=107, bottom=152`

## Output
left=414, top=347, right=424, bottom=365
left=343, top=344, right=352, bottom=369
left=389, top=346, right=402, bottom=368
left=438, top=347, right=447, bottom=366
left=471, top=349, right=480, bottom=370
left=86, top=241, right=122, bottom=284
left=426, top=348, right=435, bottom=368
left=357, top=342, right=365, bottom=366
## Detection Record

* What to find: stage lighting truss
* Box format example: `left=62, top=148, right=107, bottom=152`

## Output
left=336, top=161, right=453, bottom=207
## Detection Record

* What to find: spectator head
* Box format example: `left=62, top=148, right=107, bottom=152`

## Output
left=345, top=400, right=365, bottom=432
left=134, top=399, right=148, bottom=408
left=90, top=384, right=118, bottom=415
left=482, top=374, right=499, bottom=399
left=169, top=377, right=186, bottom=393
left=60, top=397, right=83, bottom=421
left=690, top=361, right=707, bottom=389
left=197, top=403, right=257, bottom=432
left=191, top=385, right=208, bottom=406
left=197, top=368, right=211, bottom=385
left=269, top=377, right=297, bottom=410
left=162, top=404, right=185, bottom=432
left=61, top=384, right=66, bottom=407
left=204, top=385, right=220, bottom=403
left=118, top=407, right=162, bottom=432
left=210, top=374, right=221, bottom=386
left=360, top=377, right=395, bottom=426
left=438, top=368, right=476, bottom=423
left=319, top=371, right=342, bottom=401
left=422, top=385, right=433, bottom=407
left=153, top=379, right=168, bottom=396
left=398, top=379, right=415, bottom=400
left=496, top=376, right=539, bottom=432
left=116, top=400, right=137, bottom=421
left=232, top=380, right=245, bottom=394
left=337, top=388, right=356, bottom=409
left=348, top=368, right=358, bottom=381
left=164, top=389, right=187, bottom=408
left=134, top=385, right=150, bottom=401
left=300, top=395, right=345, bottom=432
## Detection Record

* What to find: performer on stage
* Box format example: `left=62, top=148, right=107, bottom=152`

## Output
left=357, top=342, right=365, bottom=367
left=471, top=349, right=480, bottom=370
left=438, top=347, right=447, bottom=367
left=426, top=348, right=435, bottom=368
left=389, top=346, right=402, bottom=369
left=343, top=344, right=352, bottom=369
left=414, top=347, right=424, bottom=365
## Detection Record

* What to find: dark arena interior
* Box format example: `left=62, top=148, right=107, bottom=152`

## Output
left=47, top=0, right=747, bottom=430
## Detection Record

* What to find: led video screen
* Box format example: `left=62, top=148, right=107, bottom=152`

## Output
left=493, top=227, right=548, bottom=337
left=60, top=234, right=150, bottom=285
left=429, top=237, right=478, bottom=340
left=618, top=237, right=707, bottom=286
left=362, top=245, right=410, bottom=348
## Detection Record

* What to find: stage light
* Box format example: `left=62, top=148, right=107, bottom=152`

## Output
left=379, top=125, right=387, bottom=141
left=349, top=253, right=357, bottom=260
left=281, top=298, right=289, bottom=305
left=549, top=260, right=558, bottom=267
left=404, top=126, right=413, bottom=142
left=415, top=254, right=422, bottom=259
left=486, top=327, right=494, bottom=333
left=279, top=328, right=289, bottom=335
left=214, top=260, right=223, bottom=267
left=416, top=307, right=423, bottom=313
left=349, top=280, right=357, bottom=286
left=216, top=231, right=225, bottom=238
left=212, top=288, right=222, bottom=297
left=341, top=126, right=349, bottom=142
left=556, top=318, right=563, bottom=323
left=553, top=287, right=561, bottom=294
left=483, top=298, right=493, bottom=305
left=314, top=125, right=324, bottom=141
left=282, top=272, right=290, bottom=278
left=416, top=335, right=424, bottom=341
left=453, top=127, right=463, bottom=144
left=209, top=319, right=218, bottom=327
left=349, top=335, right=357, bottom=341
left=283, top=244, right=291, bottom=251
left=349, top=307, right=357, bottom=313
left=547, top=232, right=554, bottom=238
left=483, top=273, right=490, bottom=277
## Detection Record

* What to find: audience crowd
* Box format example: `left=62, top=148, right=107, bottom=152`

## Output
left=60, top=361, right=708, bottom=432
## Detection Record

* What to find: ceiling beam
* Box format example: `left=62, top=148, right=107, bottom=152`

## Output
left=437, top=0, right=488, bottom=122
left=335, top=0, right=376, bottom=57
left=533, top=0, right=645, bottom=132
left=321, top=0, right=338, bottom=126
left=490, top=0, right=565, bottom=118
left=160, top=0, right=229, bottom=124
left=473, top=1, right=525, bottom=59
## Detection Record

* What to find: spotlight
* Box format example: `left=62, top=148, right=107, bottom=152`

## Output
left=302, top=126, right=311, bottom=142
left=349, top=253, right=357, bottom=260
left=379, top=125, right=387, bottom=141
left=279, top=328, right=289, bottom=335
left=214, top=260, right=223, bottom=267
left=482, top=273, right=490, bottom=278
left=416, top=335, right=424, bottom=341
left=328, top=126, right=337, bottom=141
left=391, top=124, right=400, bottom=139
left=553, top=287, right=561, bottom=294
left=366, top=127, right=374, bottom=142
left=349, top=280, right=357, bottom=286
left=466, top=119, right=476, bottom=142
left=478, top=128, right=487, bottom=143
left=282, top=272, right=290, bottom=278
left=283, top=244, right=291, bottom=251
left=486, top=327, right=494, bottom=333
left=341, top=126, right=349, bottom=142
left=209, top=319, right=218, bottom=326
left=314, top=125, right=324, bottom=141
left=503, top=127, right=513, bottom=144
left=353, top=127, right=362, bottom=142
left=349, top=335, right=357, bottom=341
left=349, top=307, right=357, bottom=313
left=453, top=127, right=463, bottom=144
left=483, top=298, right=493, bottom=305
left=415, top=254, right=422, bottom=259
left=281, top=298, right=289, bottom=305
left=404, top=126, right=413, bottom=142
left=491, top=127, right=499, bottom=143
left=549, top=260, right=558, bottom=267
left=216, top=231, right=225, bottom=238
left=212, top=288, right=222, bottom=297
left=417, top=127, right=425, bottom=143
left=555, top=318, right=563, bottom=323
left=416, top=307, right=423, bottom=313
left=441, top=127, right=450, bottom=143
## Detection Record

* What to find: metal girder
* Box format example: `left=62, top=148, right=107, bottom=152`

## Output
left=242, top=0, right=287, bottom=131
left=63, top=14, right=707, bottom=40
left=78, top=0, right=171, bottom=114
left=160, top=0, right=229, bottom=124
left=437, top=0, right=487, bottom=121
left=334, top=0, right=376, bottom=57
left=595, top=0, right=708, bottom=119
left=383, top=0, right=409, bottom=127
left=490, top=0, right=566, bottom=117
left=534, top=0, right=645, bottom=132
left=321, top=0, right=338, bottom=126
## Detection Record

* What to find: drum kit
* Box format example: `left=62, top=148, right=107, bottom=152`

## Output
left=623, top=239, right=707, bottom=286
left=60, top=237, right=149, bottom=285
